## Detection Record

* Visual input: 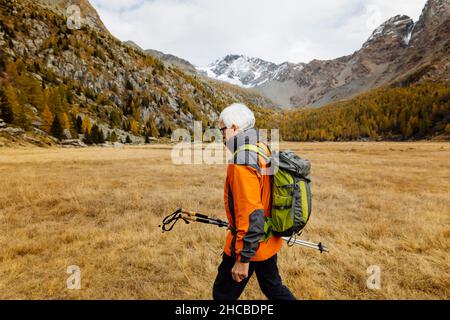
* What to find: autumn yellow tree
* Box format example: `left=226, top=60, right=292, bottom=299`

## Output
left=147, top=115, right=159, bottom=138
left=81, top=115, right=92, bottom=134
left=41, top=105, right=54, bottom=133
left=130, top=119, right=140, bottom=135
left=132, top=104, right=141, bottom=122
left=62, top=112, right=71, bottom=130
left=4, top=84, right=30, bottom=128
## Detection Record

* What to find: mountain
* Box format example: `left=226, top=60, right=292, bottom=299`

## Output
left=144, top=49, right=197, bottom=74
left=36, top=0, right=109, bottom=34
left=198, top=55, right=308, bottom=106
left=0, top=0, right=447, bottom=146
left=197, top=55, right=295, bottom=88
left=201, top=0, right=449, bottom=108
left=0, top=0, right=274, bottom=146
left=124, top=41, right=197, bottom=74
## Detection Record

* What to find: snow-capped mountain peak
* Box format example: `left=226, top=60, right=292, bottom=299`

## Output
left=363, top=15, right=414, bottom=48
left=198, top=54, right=292, bottom=88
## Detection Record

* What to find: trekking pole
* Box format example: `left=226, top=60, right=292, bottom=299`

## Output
left=283, top=237, right=329, bottom=253
left=160, top=208, right=329, bottom=253
left=160, top=208, right=229, bottom=232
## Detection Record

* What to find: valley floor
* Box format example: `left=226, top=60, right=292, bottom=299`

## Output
left=0, top=142, right=449, bottom=299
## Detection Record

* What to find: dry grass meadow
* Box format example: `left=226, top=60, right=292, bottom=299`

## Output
left=0, top=142, right=449, bottom=300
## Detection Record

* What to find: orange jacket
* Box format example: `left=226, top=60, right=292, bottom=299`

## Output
left=223, top=128, right=282, bottom=262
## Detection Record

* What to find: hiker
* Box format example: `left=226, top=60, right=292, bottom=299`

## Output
left=212, top=103, right=296, bottom=300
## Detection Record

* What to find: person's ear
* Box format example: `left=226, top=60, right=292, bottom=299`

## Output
left=231, top=124, right=239, bottom=132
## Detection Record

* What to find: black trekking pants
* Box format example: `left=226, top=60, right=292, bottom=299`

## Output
left=213, top=253, right=296, bottom=300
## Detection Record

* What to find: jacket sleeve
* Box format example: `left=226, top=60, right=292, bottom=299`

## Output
left=229, top=164, right=265, bottom=263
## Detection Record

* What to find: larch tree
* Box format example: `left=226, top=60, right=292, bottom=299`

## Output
left=4, top=84, right=29, bottom=128
left=41, top=104, right=54, bottom=133
left=81, top=115, right=92, bottom=135
left=62, top=112, right=71, bottom=130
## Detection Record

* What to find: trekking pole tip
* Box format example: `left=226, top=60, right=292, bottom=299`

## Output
left=318, top=242, right=329, bottom=253
left=318, top=242, right=324, bottom=253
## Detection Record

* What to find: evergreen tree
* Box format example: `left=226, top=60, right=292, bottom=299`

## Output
left=109, top=110, right=121, bottom=127
left=98, top=129, right=105, bottom=144
left=83, top=129, right=93, bottom=145
left=90, top=124, right=100, bottom=144
left=50, top=115, right=64, bottom=140
left=110, top=131, right=118, bottom=143
left=158, top=125, right=166, bottom=137
left=0, top=86, right=13, bottom=123
left=0, top=50, right=6, bottom=73
left=125, top=135, right=132, bottom=144
left=76, top=115, right=83, bottom=133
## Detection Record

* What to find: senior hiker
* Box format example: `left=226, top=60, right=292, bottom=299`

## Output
left=212, top=103, right=296, bottom=300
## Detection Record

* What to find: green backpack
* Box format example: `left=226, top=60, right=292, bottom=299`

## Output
left=234, top=145, right=312, bottom=240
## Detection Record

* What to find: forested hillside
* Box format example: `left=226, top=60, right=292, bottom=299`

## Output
left=272, top=83, right=449, bottom=141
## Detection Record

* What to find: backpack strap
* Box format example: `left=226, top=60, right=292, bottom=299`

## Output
left=233, top=144, right=274, bottom=242
left=233, top=144, right=271, bottom=163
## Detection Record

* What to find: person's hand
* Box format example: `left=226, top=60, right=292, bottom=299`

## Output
left=231, top=260, right=249, bottom=283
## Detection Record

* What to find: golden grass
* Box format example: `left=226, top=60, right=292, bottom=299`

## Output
left=0, top=142, right=449, bottom=299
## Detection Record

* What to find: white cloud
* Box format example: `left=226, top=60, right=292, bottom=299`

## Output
left=89, top=0, right=427, bottom=66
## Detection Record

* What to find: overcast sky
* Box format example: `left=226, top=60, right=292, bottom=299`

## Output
left=89, top=0, right=427, bottom=67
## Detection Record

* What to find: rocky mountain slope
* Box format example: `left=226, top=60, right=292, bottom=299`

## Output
left=36, top=0, right=109, bottom=34
left=202, top=0, right=449, bottom=108
left=145, top=49, right=197, bottom=75
left=124, top=41, right=197, bottom=74
left=0, top=0, right=273, bottom=146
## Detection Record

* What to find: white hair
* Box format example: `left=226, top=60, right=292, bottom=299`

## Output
left=219, top=103, right=255, bottom=131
